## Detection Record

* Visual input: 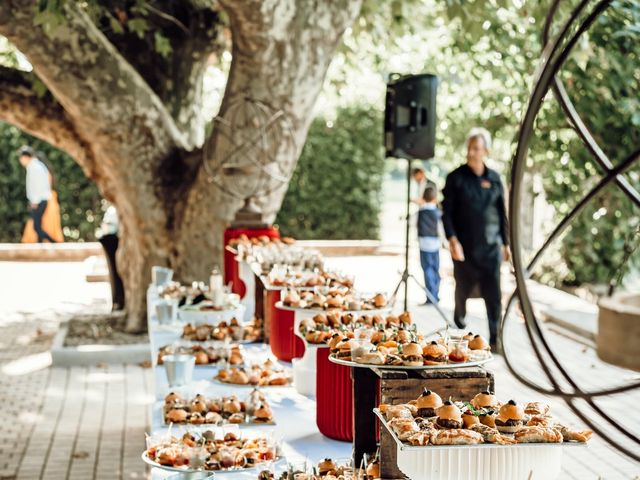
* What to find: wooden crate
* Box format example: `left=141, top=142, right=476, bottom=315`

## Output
left=352, top=366, right=494, bottom=480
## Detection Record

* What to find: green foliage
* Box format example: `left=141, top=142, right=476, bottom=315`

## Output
left=347, top=0, right=640, bottom=287
left=276, top=106, right=385, bottom=240
left=532, top=1, right=640, bottom=286
left=0, top=122, right=103, bottom=242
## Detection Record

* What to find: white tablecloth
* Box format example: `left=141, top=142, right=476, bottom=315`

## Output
left=147, top=328, right=352, bottom=479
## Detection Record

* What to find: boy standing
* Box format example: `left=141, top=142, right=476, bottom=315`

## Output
left=418, top=186, right=441, bottom=304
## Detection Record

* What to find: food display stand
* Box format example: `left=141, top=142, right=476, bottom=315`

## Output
left=328, top=357, right=495, bottom=474
left=374, top=409, right=582, bottom=480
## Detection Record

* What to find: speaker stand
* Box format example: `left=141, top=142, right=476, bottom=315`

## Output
left=390, top=157, right=453, bottom=328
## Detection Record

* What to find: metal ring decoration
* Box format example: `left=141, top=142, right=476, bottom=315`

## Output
left=202, top=96, right=297, bottom=200
left=502, top=0, right=640, bottom=461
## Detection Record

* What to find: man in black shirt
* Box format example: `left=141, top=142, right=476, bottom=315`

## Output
left=442, top=129, right=510, bottom=351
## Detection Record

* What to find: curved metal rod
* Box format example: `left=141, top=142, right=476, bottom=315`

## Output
left=565, top=397, right=640, bottom=461
left=503, top=149, right=640, bottom=397
left=551, top=82, right=640, bottom=207
left=541, top=0, right=640, bottom=208
left=507, top=0, right=614, bottom=400
left=505, top=0, right=639, bottom=458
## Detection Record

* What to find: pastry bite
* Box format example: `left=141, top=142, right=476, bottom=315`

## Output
left=423, top=341, right=448, bottom=365
left=555, top=424, right=593, bottom=443
left=469, top=424, right=516, bottom=444
left=415, top=389, right=443, bottom=417
left=471, top=391, right=498, bottom=410
left=468, top=334, right=490, bottom=351
left=398, top=311, right=412, bottom=325
left=514, top=426, right=563, bottom=443
left=461, top=409, right=481, bottom=428
left=431, top=429, right=484, bottom=445
left=328, top=333, right=345, bottom=353
left=401, top=342, right=424, bottom=366
left=384, top=405, right=414, bottom=421
left=335, top=339, right=353, bottom=361
left=318, top=458, right=337, bottom=476
left=526, top=414, right=554, bottom=427
left=524, top=401, right=550, bottom=416
left=166, top=408, right=188, bottom=423
left=253, top=404, right=273, bottom=423
left=495, top=400, right=525, bottom=433
left=365, top=458, right=380, bottom=479
left=435, top=401, right=463, bottom=429
left=373, top=293, right=387, bottom=308
left=470, top=391, right=499, bottom=425
left=370, top=328, right=386, bottom=345
left=396, top=327, right=413, bottom=344
left=165, top=392, right=182, bottom=404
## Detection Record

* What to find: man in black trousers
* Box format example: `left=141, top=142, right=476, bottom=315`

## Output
left=442, top=128, right=510, bottom=352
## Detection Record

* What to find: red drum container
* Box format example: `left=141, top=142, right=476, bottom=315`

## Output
left=270, top=302, right=304, bottom=362
left=315, top=347, right=354, bottom=442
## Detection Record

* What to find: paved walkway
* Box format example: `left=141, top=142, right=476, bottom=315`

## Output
left=0, top=262, right=153, bottom=480
left=0, top=258, right=638, bottom=479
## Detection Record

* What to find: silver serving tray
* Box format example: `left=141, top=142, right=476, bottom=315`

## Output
left=141, top=452, right=277, bottom=474
left=275, top=301, right=392, bottom=316
left=373, top=409, right=587, bottom=451
left=328, top=354, right=493, bottom=370
left=210, top=377, right=293, bottom=388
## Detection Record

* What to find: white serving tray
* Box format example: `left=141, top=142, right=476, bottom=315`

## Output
left=329, top=354, right=493, bottom=370
left=374, top=408, right=585, bottom=480
left=178, top=304, right=246, bottom=325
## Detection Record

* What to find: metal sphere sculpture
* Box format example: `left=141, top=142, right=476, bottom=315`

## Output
left=504, top=0, right=639, bottom=460
left=204, top=96, right=297, bottom=216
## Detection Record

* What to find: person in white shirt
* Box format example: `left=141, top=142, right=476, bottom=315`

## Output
left=98, top=204, right=124, bottom=310
left=19, top=146, right=56, bottom=243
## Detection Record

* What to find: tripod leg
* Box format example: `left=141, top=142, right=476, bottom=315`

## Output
left=390, top=270, right=410, bottom=307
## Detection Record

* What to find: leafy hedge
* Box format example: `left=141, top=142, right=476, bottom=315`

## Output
left=275, top=106, right=385, bottom=239
left=0, top=122, right=103, bottom=242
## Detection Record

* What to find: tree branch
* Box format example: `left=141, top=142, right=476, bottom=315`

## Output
left=0, top=3, right=197, bottom=154
left=0, top=65, right=96, bottom=178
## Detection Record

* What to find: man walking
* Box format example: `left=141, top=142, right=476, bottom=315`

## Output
left=442, top=128, right=509, bottom=351
left=19, top=146, right=56, bottom=243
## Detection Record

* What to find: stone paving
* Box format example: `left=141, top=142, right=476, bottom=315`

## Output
left=0, top=258, right=638, bottom=479
left=0, top=262, right=153, bottom=480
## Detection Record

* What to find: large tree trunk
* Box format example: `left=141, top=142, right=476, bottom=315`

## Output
left=0, top=0, right=362, bottom=332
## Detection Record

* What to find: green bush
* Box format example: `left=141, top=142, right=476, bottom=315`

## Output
left=275, top=106, right=385, bottom=239
left=531, top=3, right=640, bottom=287
left=0, top=122, right=103, bottom=242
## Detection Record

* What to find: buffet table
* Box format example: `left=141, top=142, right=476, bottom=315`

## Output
left=142, top=245, right=591, bottom=480
left=147, top=319, right=353, bottom=480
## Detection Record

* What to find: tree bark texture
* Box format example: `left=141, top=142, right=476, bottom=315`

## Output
left=0, top=0, right=362, bottom=331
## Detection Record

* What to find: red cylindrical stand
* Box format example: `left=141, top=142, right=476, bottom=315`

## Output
left=223, top=227, right=279, bottom=298
left=270, top=302, right=305, bottom=362
left=316, top=348, right=354, bottom=442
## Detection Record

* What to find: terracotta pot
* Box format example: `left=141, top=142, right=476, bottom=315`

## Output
left=597, top=293, right=640, bottom=371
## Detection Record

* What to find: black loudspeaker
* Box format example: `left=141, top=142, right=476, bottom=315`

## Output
left=384, top=73, right=438, bottom=160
